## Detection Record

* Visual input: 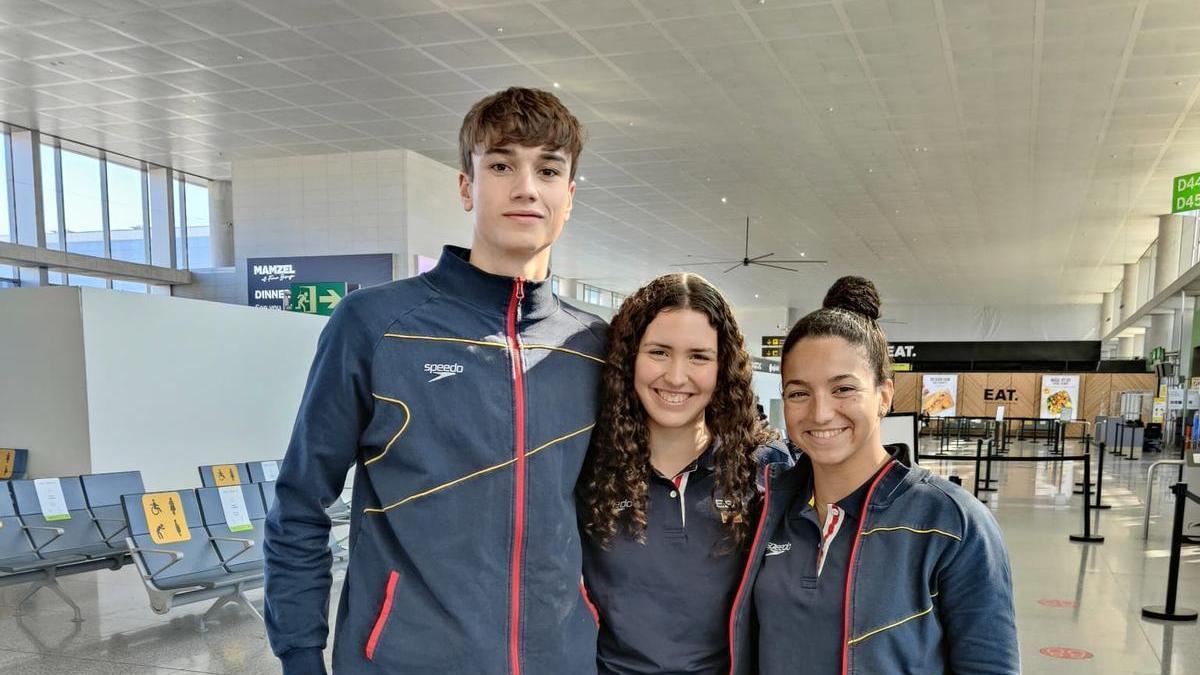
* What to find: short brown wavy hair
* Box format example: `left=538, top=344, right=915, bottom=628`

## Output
left=459, top=87, right=585, bottom=180
left=580, top=273, right=775, bottom=547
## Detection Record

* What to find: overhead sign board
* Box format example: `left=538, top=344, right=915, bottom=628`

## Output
left=1172, top=172, right=1200, bottom=213
left=761, top=335, right=785, bottom=347
left=247, top=253, right=393, bottom=310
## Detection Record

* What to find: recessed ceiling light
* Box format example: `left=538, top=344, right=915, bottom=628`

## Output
left=552, top=82, right=560, bottom=88
left=1177, top=81, right=1184, bottom=86
left=867, top=168, right=874, bottom=173
left=579, top=176, right=586, bottom=181
left=496, top=27, right=504, bottom=33
left=800, top=252, right=806, bottom=257
left=721, top=197, right=727, bottom=203
left=755, top=293, right=760, bottom=298
left=236, top=55, right=244, bottom=61
left=827, top=106, right=835, bottom=112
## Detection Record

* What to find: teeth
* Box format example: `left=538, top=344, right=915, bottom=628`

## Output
left=657, top=390, right=690, bottom=404
left=810, top=429, right=845, bottom=439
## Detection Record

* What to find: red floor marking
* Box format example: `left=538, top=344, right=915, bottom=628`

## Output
left=1039, top=647, right=1093, bottom=660
left=1038, top=599, right=1078, bottom=608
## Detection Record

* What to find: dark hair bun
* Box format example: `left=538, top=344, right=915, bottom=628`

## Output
left=822, top=276, right=881, bottom=321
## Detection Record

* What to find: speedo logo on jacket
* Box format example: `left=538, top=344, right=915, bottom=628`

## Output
left=424, top=362, right=464, bottom=382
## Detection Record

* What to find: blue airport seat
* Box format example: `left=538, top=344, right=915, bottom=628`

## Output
left=197, top=463, right=251, bottom=487
left=80, top=471, right=145, bottom=551
left=10, top=477, right=116, bottom=562
left=196, top=484, right=266, bottom=574
left=245, top=460, right=281, bottom=484
left=0, top=449, right=30, bottom=481
left=120, top=488, right=264, bottom=627
left=0, top=483, right=44, bottom=573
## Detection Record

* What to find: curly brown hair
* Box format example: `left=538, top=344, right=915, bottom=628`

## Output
left=580, top=273, right=776, bottom=547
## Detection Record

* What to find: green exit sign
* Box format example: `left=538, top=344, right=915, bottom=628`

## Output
left=1172, top=172, right=1200, bottom=213
left=287, top=282, right=347, bottom=316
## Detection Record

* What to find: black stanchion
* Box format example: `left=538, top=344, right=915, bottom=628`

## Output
left=972, top=438, right=983, bottom=500
left=1093, top=440, right=1111, bottom=510
left=1141, top=483, right=1199, bottom=622
left=979, top=438, right=997, bottom=493
left=1070, top=451, right=1104, bottom=543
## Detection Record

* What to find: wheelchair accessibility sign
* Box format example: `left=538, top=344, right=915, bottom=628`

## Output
left=212, top=464, right=242, bottom=486
left=142, top=492, right=191, bottom=544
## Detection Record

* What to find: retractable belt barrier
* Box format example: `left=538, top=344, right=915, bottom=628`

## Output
left=1141, top=482, right=1200, bottom=622
left=919, top=435, right=1105, bottom=544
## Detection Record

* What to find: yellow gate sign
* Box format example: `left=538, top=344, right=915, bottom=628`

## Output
left=0, top=449, right=13, bottom=479
left=212, top=464, right=241, bottom=486
left=142, top=492, right=191, bottom=544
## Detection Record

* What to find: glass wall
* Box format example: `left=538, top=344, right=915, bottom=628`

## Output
left=1, top=129, right=11, bottom=243
left=107, top=157, right=146, bottom=264
left=2, top=125, right=213, bottom=289
left=185, top=180, right=210, bottom=269
left=61, top=145, right=104, bottom=257
left=40, top=143, right=60, bottom=250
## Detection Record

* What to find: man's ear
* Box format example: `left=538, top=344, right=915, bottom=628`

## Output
left=563, top=179, right=576, bottom=222
left=458, top=171, right=473, bottom=212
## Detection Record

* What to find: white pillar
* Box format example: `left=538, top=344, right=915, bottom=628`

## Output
left=1132, top=332, right=1145, bottom=358
left=1121, top=263, right=1138, bottom=323
left=1155, top=214, right=1183, bottom=294
left=1101, top=291, right=1116, bottom=336
left=1119, top=336, right=1135, bottom=357
left=1147, top=314, right=1175, bottom=357
left=208, top=180, right=234, bottom=268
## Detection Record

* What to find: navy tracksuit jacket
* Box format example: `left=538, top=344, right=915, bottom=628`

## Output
left=263, top=246, right=607, bottom=674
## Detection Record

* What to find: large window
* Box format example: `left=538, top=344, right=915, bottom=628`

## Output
left=40, top=143, right=60, bottom=250
left=184, top=180, right=210, bottom=269
left=107, top=157, right=146, bottom=264
left=61, top=145, right=104, bottom=257
left=1, top=130, right=11, bottom=243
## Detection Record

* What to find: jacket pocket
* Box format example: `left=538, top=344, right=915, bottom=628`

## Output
left=365, top=570, right=400, bottom=661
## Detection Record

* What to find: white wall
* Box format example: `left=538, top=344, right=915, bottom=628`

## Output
left=734, top=306, right=790, bottom=358
left=78, top=289, right=326, bottom=490
left=0, top=287, right=92, bottom=478
left=880, top=304, right=1102, bottom=342
left=224, top=148, right=472, bottom=308
left=404, top=150, right=473, bottom=270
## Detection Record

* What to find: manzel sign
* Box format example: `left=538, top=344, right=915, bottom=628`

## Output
left=247, top=253, right=394, bottom=309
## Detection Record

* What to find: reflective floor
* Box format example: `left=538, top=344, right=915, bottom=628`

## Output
left=0, top=439, right=1196, bottom=673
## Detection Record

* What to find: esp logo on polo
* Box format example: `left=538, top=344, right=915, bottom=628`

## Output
left=424, top=362, right=464, bottom=383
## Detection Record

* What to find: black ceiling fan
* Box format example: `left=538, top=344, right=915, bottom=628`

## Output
left=673, top=216, right=827, bottom=273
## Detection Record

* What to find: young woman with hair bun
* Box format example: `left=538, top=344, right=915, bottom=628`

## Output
left=578, top=272, right=789, bottom=675
left=728, top=276, right=1019, bottom=675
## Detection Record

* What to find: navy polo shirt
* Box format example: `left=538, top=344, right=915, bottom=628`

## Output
left=582, top=444, right=747, bottom=675
left=752, top=470, right=876, bottom=675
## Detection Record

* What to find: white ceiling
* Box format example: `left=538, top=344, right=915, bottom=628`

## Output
left=2, top=0, right=1199, bottom=309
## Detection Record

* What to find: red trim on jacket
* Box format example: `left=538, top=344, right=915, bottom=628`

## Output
left=507, top=279, right=528, bottom=675
left=839, top=460, right=897, bottom=675
left=727, top=465, right=772, bottom=674
left=365, top=570, right=399, bottom=661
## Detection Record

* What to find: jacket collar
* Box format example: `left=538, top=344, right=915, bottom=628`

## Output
left=423, top=245, right=558, bottom=322
left=767, top=443, right=923, bottom=510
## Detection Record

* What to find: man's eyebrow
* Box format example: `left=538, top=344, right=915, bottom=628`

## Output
left=540, top=151, right=566, bottom=163
left=483, top=146, right=514, bottom=156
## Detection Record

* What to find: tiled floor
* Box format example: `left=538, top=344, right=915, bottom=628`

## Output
left=1, top=439, right=1196, bottom=673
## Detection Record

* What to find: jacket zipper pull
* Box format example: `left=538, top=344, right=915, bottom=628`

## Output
left=514, top=277, right=525, bottom=323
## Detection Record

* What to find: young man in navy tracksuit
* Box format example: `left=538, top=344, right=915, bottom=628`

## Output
left=263, top=88, right=607, bottom=674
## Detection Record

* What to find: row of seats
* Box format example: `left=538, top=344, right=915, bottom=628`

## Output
left=0, top=471, right=142, bottom=621
left=0, top=448, right=30, bottom=480
left=198, top=459, right=352, bottom=522
left=2, top=462, right=351, bottom=629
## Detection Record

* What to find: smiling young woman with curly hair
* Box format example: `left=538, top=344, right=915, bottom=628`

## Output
left=578, top=272, right=788, bottom=675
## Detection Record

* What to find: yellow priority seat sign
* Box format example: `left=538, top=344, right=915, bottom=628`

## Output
left=213, top=464, right=241, bottom=486
left=142, top=492, right=191, bottom=544
left=0, top=449, right=13, bottom=479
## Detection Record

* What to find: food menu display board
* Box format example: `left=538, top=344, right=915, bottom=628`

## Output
left=921, top=374, right=958, bottom=417
left=1040, top=375, right=1080, bottom=420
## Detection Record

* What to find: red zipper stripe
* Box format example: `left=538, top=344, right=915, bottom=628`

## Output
left=507, top=278, right=527, bottom=675
left=580, top=580, right=600, bottom=627
left=727, top=465, right=772, bottom=675
left=364, top=570, right=399, bottom=661
left=839, top=461, right=896, bottom=675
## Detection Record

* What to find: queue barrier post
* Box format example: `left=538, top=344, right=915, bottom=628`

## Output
left=1141, top=483, right=1199, bottom=622
left=1069, top=450, right=1104, bottom=544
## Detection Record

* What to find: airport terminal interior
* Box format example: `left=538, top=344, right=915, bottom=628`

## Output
left=2, top=0, right=1200, bottom=673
